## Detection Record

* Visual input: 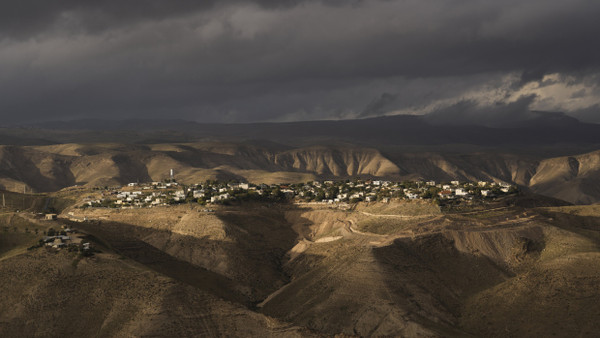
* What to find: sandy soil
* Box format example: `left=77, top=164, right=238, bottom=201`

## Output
left=2, top=198, right=600, bottom=337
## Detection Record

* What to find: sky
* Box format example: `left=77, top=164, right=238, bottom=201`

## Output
left=2, top=0, right=600, bottom=125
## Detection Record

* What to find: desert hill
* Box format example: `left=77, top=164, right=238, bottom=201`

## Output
left=2, top=188, right=600, bottom=336
left=1, top=114, right=600, bottom=203
left=0, top=208, right=312, bottom=337
left=9, top=195, right=595, bottom=336
left=528, top=150, right=600, bottom=205
left=0, top=245, right=312, bottom=337
left=0, top=142, right=599, bottom=203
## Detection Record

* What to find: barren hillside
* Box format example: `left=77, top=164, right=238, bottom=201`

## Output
left=529, top=150, right=600, bottom=204
left=0, top=142, right=600, bottom=203
left=0, top=250, right=311, bottom=337
left=32, top=196, right=595, bottom=337
left=1, top=189, right=600, bottom=337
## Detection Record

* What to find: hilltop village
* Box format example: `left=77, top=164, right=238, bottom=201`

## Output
left=81, top=179, right=517, bottom=209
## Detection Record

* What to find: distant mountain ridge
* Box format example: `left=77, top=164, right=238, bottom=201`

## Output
left=5, top=112, right=600, bottom=147
left=0, top=113, right=599, bottom=203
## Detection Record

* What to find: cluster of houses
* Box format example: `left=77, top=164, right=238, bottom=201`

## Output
left=81, top=179, right=517, bottom=209
left=429, top=180, right=514, bottom=200
left=41, top=227, right=75, bottom=248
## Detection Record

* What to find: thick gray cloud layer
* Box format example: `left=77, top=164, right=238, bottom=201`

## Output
left=1, top=0, right=600, bottom=124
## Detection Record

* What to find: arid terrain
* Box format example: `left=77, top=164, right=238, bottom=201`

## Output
left=1, top=188, right=600, bottom=337
left=1, top=142, right=600, bottom=204
left=1, top=114, right=600, bottom=205
left=0, top=118, right=598, bottom=337
left=5, top=0, right=600, bottom=335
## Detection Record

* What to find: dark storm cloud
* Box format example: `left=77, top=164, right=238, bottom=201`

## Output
left=0, top=1, right=210, bottom=39
left=515, top=69, right=547, bottom=89
left=360, top=93, right=398, bottom=118
left=1, top=0, right=600, bottom=124
left=424, top=95, right=538, bottom=127
left=0, top=1, right=332, bottom=39
left=571, top=104, right=600, bottom=124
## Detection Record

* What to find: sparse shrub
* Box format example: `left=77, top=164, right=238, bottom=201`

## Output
left=27, top=239, right=45, bottom=250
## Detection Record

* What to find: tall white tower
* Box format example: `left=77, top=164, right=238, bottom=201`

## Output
left=170, top=169, right=174, bottom=181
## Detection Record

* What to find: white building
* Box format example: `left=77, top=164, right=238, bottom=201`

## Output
left=230, top=183, right=249, bottom=190
left=406, top=193, right=419, bottom=199
left=337, top=193, right=348, bottom=200
left=481, top=190, right=493, bottom=197
left=455, top=188, right=469, bottom=196
left=211, top=193, right=230, bottom=203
